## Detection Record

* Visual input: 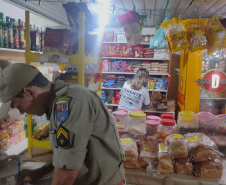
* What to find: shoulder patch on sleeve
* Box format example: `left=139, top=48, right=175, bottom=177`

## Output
left=55, top=96, right=72, bottom=122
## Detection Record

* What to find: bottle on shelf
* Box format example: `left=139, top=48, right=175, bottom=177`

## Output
left=1, top=13, right=8, bottom=48
left=12, top=18, right=19, bottom=49
left=30, top=24, right=35, bottom=51
left=6, top=16, right=13, bottom=49
left=31, top=117, right=37, bottom=135
left=40, top=27, right=45, bottom=52
left=36, top=26, right=40, bottom=52
left=18, top=19, right=25, bottom=49
left=0, top=12, right=3, bottom=48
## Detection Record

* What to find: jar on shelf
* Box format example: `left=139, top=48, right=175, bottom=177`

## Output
left=131, top=109, right=144, bottom=113
left=146, top=120, right=160, bottom=137
left=113, top=111, right=128, bottom=133
left=157, top=119, right=178, bottom=142
left=128, top=111, right=146, bottom=135
left=116, top=109, right=128, bottom=114
left=147, top=115, right=161, bottom=121
left=160, top=113, right=175, bottom=120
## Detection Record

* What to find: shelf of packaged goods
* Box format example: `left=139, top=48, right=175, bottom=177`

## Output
left=0, top=48, right=25, bottom=53
left=101, top=87, right=167, bottom=92
left=102, top=72, right=169, bottom=76
left=102, top=57, right=170, bottom=61
left=200, top=98, right=226, bottom=100
left=5, top=138, right=28, bottom=156
left=144, top=110, right=175, bottom=114
left=105, top=103, right=119, bottom=106
left=102, top=42, right=150, bottom=45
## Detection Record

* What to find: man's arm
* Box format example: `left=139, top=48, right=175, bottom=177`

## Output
left=51, top=168, right=79, bottom=185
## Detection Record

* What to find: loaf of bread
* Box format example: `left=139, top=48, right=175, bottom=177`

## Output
left=120, top=134, right=138, bottom=159
left=185, top=133, right=218, bottom=162
left=124, top=159, right=141, bottom=169
left=175, top=158, right=193, bottom=175
left=165, top=134, right=188, bottom=158
left=194, top=159, right=223, bottom=178
left=157, top=143, right=174, bottom=174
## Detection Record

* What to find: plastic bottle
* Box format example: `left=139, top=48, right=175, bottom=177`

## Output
left=31, top=117, right=37, bottom=134
left=0, top=13, right=3, bottom=48
left=12, top=19, right=19, bottom=49
left=30, top=24, right=35, bottom=51
left=35, top=26, right=40, bottom=51
left=18, top=19, right=25, bottom=49
left=1, top=14, right=8, bottom=48
left=40, top=27, right=45, bottom=52
left=6, top=16, right=13, bottom=48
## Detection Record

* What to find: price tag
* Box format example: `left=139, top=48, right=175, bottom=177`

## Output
left=40, top=55, right=48, bottom=62
left=61, top=57, right=70, bottom=63
left=143, top=144, right=153, bottom=151
left=172, top=134, right=183, bottom=138
left=187, top=136, right=201, bottom=142
left=120, top=138, right=131, bottom=143
left=159, top=143, right=168, bottom=152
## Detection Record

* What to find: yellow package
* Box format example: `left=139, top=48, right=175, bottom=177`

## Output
left=183, top=19, right=207, bottom=52
left=205, top=18, right=226, bottom=55
left=161, top=18, right=189, bottom=53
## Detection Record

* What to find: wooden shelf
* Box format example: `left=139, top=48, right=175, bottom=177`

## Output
left=102, top=57, right=170, bottom=61
left=101, top=87, right=122, bottom=90
left=102, top=72, right=169, bottom=75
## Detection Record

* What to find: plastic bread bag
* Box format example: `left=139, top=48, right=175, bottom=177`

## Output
left=184, top=133, right=224, bottom=162
left=118, top=11, right=143, bottom=46
left=156, top=143, right=174, bottom=174
left=150, top=17, right=169, bottom=49
left=183, top=18, right=207, bottom=52
left=161, top=18, right=189, bottom=53
left=175, top=158, right=193, bottom=175
left=193, top=159, right=223, bottom=178
left=120, top=134, right=138, bottom=161
left=139, top=140, right=157, bottom=169
left=205, top=18, right=226, bottom=55
left=165, top=134, right=189, bottom=158
left=123, top=159, right=141, bottom=169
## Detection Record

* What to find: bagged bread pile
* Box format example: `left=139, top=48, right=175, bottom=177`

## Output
left=120, top=134, right=140, bottom=169
left=185, top=133, right=223, bottom=178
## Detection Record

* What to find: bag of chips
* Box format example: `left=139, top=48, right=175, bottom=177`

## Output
left=183, top=18, right=207, bottom=52
left=161, top=18, right=189, bottom=53
left=205, top=18, right=226, bottom=55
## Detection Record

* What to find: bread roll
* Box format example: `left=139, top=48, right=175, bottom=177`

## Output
left=165, top=134, right=188, bottom=158
left=194, top=159, right=223, bottom=178
left=120, top=134, right=138, bottom=159
left=124, top=159, right=141, bottom=169
left=175, top=158, right=193, bottom=174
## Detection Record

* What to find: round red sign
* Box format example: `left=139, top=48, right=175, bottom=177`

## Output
left=202, top=69, right=226, bottom=93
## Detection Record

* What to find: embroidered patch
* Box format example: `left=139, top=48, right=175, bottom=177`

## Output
left=57, top=125, right=70, bottom=147
left=55, top=96, right=71, bottom=122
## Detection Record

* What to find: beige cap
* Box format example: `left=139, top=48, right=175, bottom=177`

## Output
left=0, top=63, right=39, bottom=119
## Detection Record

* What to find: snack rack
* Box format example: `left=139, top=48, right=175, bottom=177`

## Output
left=25, top=11, right=102, bottom=157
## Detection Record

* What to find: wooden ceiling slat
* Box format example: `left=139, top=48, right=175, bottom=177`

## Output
left=143, top=0, right=156, bottom=27
left=209, top=3, right=226, bottom=18
left=189, top=0, right=218, bottom=19
left=154, top=0, right=168, bottom=26
left=164, top=0, right=181, bottom=19
left=173, top=0, right=193, bottom=19
left=201, top=0, right=226, bottom=18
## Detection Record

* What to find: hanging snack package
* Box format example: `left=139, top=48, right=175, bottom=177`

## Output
left=183, top=18, right=207, bottom=52
left=161, top=18, right=189, bottom=53
left=205, top=18, right=226, bottom=55
left=150, top=17, right=169, bottom=50
left=118, top=11, right=143, bottom=46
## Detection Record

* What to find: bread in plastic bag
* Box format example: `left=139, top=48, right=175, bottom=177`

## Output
left=161, top=18, right=189, bottom=53
left=194, top=159, right=223, bottom=178
left=205, top=18, right=226, bottom=55
left=185, top=133, right=221, bottom=162
left=120, top=134, right=138, bottom=160
left=183, top=18, right=207, bottom=52
left=149, top=17, right=169, bottom=49
left=139, top=140, right=157, bottom=168
left=124, top=159, right=141, bottom=169
left=157, top=143, right=174, bottom=174
left=175, top=158, right=193, bottom=175
left=165, top=134, right=189, bottom=158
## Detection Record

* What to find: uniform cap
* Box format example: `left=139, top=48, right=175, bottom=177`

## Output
left=0, top=63, right=39, bottom=119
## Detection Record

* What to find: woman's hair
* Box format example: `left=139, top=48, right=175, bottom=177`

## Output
left=128, top=68, right=149, bottom=90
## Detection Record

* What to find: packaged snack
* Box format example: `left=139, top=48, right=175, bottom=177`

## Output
left=185, top=133, right=220, bottom=162
left=120, top=134, right=138, bottom=161
left=113, top=44, right=122, bottom=57
left=116, top=32, right=125, bottom=43
left=183, top=18, right=207, bottom=52
left=121, top=44, right=127, bottom=56
left=15, top=120, right=24, bottom=132
left=124, top=45, right=134, bottom=57
left=194, top=159, right=223, bottom=178
left=143, top=48, right=154, bottom=58
left=175, top=158, right=193, bottom=175
left=210, top=135, right=226, bottom=154
left=102, top=44, right=110, bottom=57
left=149, top=79, right=156, bottom=89
left=161, top=18, right=189, bottom=53
left=102, top=59, right=109, bottom=72
left=157, top=143, right=174, bottom=174
left=139, top=140, right=157, bottom=168
left=8, top=122, right=19, bottom=135
left=205, top=18, right=226, bottom=55
left=134, top=45, right=144, bottom=58
left=103, top=30, right=114, bottom=42
left=165, top=134, right=188, bottom=158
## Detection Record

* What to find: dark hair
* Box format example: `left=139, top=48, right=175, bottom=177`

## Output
left=15, top=72, right=49, bottom=98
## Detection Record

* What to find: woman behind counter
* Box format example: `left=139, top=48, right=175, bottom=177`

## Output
left=118, top=68, right=152, bottom=112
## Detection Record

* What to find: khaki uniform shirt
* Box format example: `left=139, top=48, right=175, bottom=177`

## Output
left=49, top=80, right=125, bottom=185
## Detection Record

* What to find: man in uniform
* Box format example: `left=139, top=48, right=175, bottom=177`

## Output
left=0, top=63, right=125, bottom=185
